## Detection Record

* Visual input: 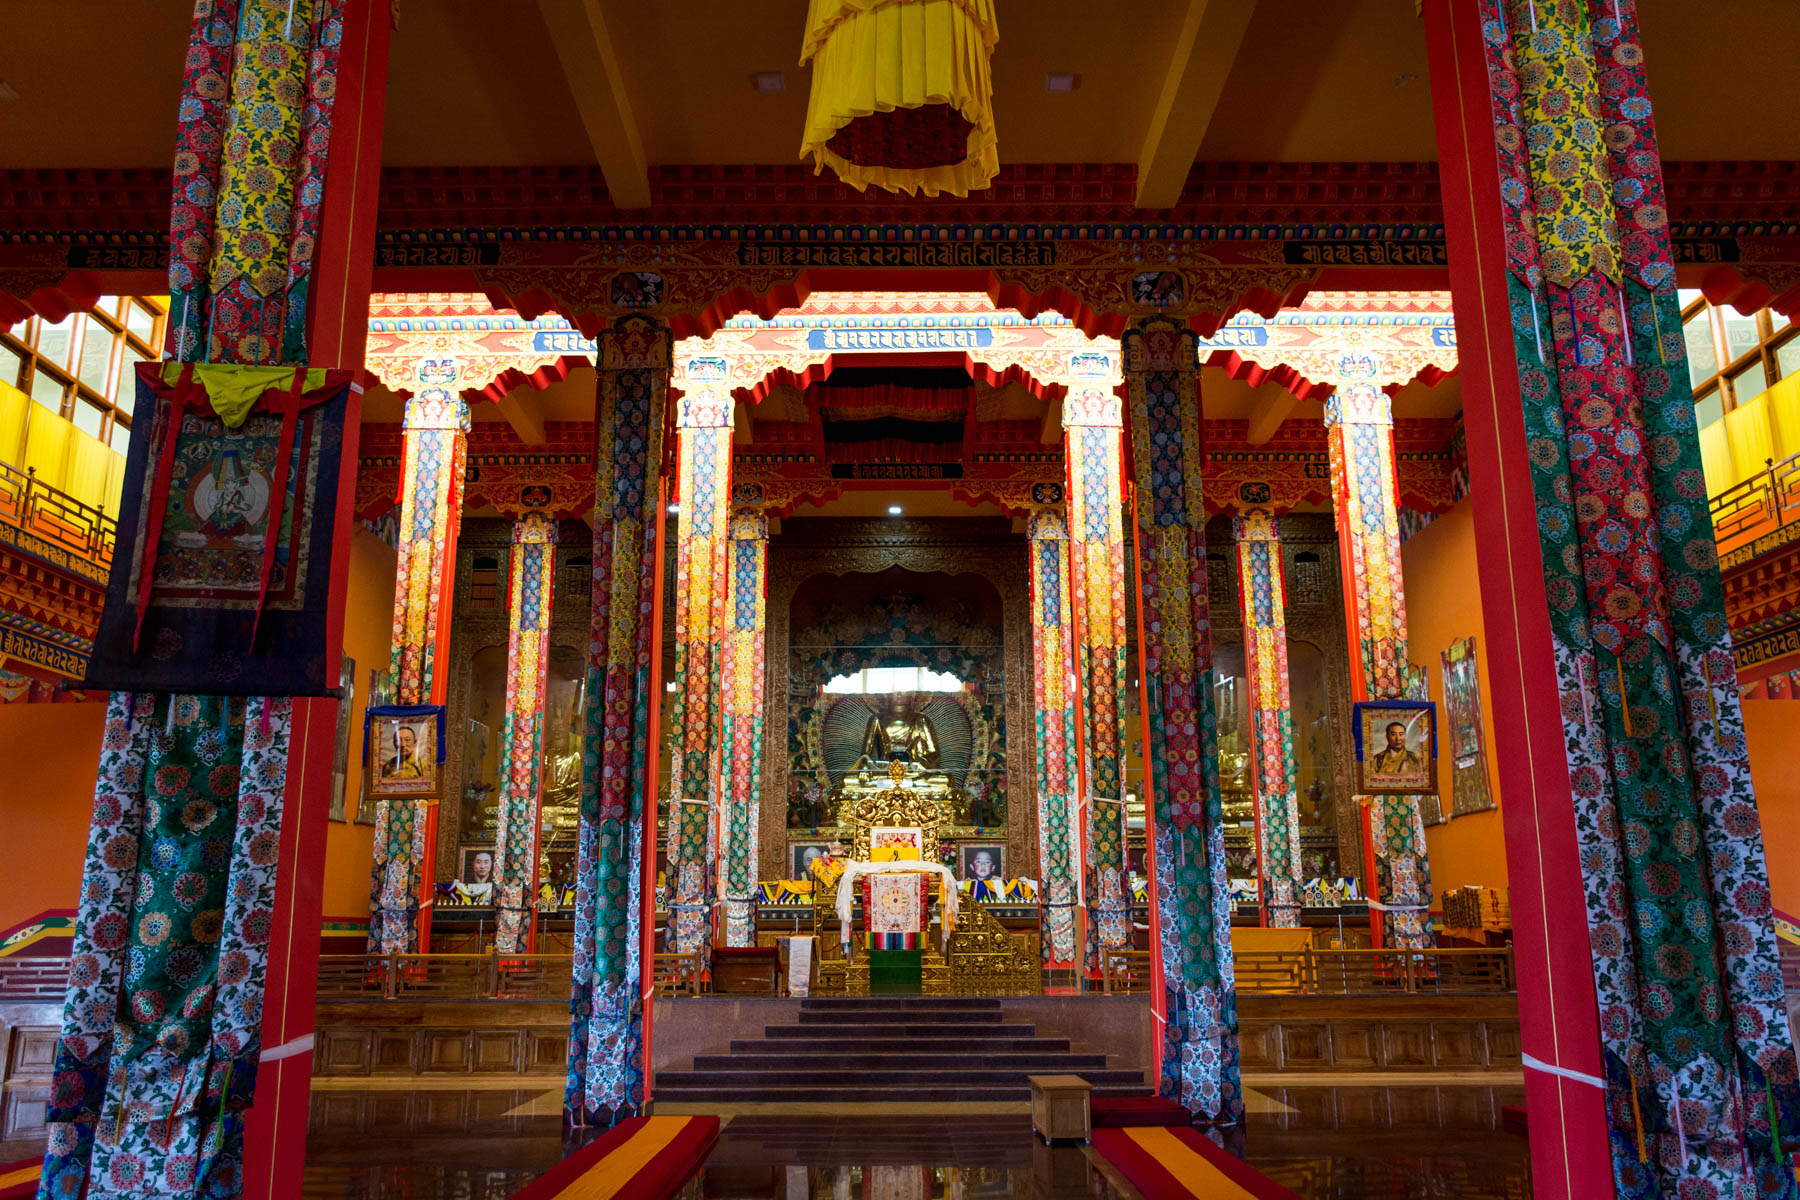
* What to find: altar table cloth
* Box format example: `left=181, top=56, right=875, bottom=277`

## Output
left=864, top=873, right=930, bottom=950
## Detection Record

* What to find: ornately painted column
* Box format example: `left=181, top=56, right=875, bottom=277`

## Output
left=567, top=315, right=671, bottom=1124
left=1062, top=380, right=1131, bottom=979
left=367, top=370, right=470, bottom=954
left=494, top=513, right=558, bottom=953
left=1323, top=362, right=1432, bottom=950
left=1121, top=317, right=1240, bottom=1123
left=719, top=509, right=768, bottom=947
left=664, top=372, right=734, bottom=959
left=1026, top=505, right=1080, bottom=970
left=1427, top=1, right=1800, bottom=1193
left=1234, top=509, right=1302, bottom=928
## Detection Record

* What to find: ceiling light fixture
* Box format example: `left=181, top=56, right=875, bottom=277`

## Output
left=753, top=71, right=786, bottom=93
left=1044, top=72, right=1078, bottom=94
left=887, top=504, right=903, bottom=516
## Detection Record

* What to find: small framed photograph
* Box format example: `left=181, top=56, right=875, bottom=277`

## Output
left=959, top=843, right=1006, bottom=883
left=790, top=841, right=833, bottom=881
left=365, top=705, right=445, bottom=798
left=458, top=845, right=497, bottom=902
left=1354, top=701, right=1437, bottom=795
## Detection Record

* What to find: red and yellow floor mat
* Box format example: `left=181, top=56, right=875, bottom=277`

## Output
left=0, top=1157, right=41, bottom=1200
left=509, top=1115, right=718, bottom=1200
left=1091, top=1126, right=1299, bottom=1200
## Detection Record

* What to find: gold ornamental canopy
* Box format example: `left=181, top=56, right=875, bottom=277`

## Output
left=798, top=0, right=1000, bottom=198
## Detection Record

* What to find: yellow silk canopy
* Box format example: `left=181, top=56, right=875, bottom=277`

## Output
left=798, top=0, right=999, bottom=198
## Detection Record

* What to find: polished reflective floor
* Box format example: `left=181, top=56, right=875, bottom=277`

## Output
left=299, top=1082, right=1532, bottom=1199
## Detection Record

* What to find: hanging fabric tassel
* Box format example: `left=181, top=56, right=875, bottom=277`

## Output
left=1616, top=658, right=1634, bottom=737
left=165, top=695, right=178, bottom=737
left=1495, top=0, right=1507, bottom=38
left=125, top=690, right=136, bottom=732
left=1530, top=291, right=1546, bottom=364
left=1671, top=1076, right=1687, bottom=1165
left=1735, top=1065, right=1751, bottom=1179
left=1768, top=1085, right=1785, bottom=1166
left=1629, top=1074, right=1648, bottom=1163
left=285, top=0, right=296, bottom=38
left=1618, top=288, right=1634, bottom=367
left=1526, top=0, right=1538, bottom=33
left=1651, top=291, right=1667, bottom=364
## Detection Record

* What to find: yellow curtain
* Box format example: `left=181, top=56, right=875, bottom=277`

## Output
left=2, top=381, right=127, bottom=516
left=1764, top=373, right=1800, bottom=463
left=1724, top=390, right=1776, bottom=483
left=1698, top=420, right=1733, bottom=498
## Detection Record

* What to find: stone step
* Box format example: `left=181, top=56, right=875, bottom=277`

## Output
left=653, top=1083, right=1153, bottom=1104
left=727, top=1037, right=1073, bottom=1055
left=795, top=1008, right=1007, bottom=1025
left=658, top=1067, right=1146, bottom=1088
left=761, top=1022, right=1036, bottom=1039
left=691, top=1051, right=1111, bottom=1072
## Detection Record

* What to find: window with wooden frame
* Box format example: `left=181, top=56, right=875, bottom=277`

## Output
left=0, top=296, right=165, bottom=453
left=1679, top=288, right=1796, bottom=432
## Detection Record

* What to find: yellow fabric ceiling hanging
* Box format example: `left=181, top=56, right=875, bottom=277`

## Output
left=799, top=0, right=999, bottom=198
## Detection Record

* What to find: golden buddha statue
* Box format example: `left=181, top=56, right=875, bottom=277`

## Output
left=852, top=697, right=945, bottom=784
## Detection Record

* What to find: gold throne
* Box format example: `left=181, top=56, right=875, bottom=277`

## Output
left=848, top=760, right=943, bottom=863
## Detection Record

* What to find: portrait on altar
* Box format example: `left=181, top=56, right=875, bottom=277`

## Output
left=452, top=845, right=496, bottom=904
left=1354, top=701, right=1436, bottom=795
left=791, top=841, right=833, bottom=880
left=958, top=843, right=1005, bottom=883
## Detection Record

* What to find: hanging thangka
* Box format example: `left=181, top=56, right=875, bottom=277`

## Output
left=83, top=363, right=358, bottom=697
left=1440, top=638, right=1492, bottom=817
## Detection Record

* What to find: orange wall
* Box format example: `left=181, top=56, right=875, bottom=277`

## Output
left=1745, top=701, right=1800, bottom=926
left=1399, top=498, right=1510, bottom=902
left=0, top=701, right=106, bottom=933
left=318, top=526, right=398, bottom=923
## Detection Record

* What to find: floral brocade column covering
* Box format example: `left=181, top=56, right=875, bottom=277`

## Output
left=720, top=510, right=768, bottom=948
left=367, top=385, right=469, bottom=954
left=1062, top=385, right=1131, bottom=978
left=1234, top=509, right=1302, bottom=929
left=665, top=381, right=734, bottom=958
left=1027, top=506, right=1080, bottom=969
left=1324, top=371, right=1432, bottom=950
left=1122, top=318, right=1240, bottom=1123
left=1479, top=2, right=1800, bottom=1192
left=41, top=695, right=293, bottom=1199
left=494, top=514, right=558, bottom=953
left=42, top=3, right=343, bottom=1197
left=567, top=317, right=670, bottom=1124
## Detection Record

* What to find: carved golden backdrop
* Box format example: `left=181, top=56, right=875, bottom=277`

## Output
left=785, top=567, right=1006, bottom=837
left=764, top=518, right=1032, bottom=883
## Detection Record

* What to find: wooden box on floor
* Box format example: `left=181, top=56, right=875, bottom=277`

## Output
left=711, top=947, right=779, bottom=995
left=1028, top=1074, right=1092, bottom=1142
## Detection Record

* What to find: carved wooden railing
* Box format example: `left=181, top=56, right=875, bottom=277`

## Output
left=0, top=459, right=117, bottom=565
left=314, top=952, right=574, bottom=1001
left=1711, top=451, right=1800, bottom=545
left=0, top=956, right=69, bottom=1002
left=1103, top=946, right=1516, bottom=996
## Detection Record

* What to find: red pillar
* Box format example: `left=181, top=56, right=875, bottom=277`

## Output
left=1423, top=3, right=1613, bottom=1195
left=242, top=3, right=391, bottom=1195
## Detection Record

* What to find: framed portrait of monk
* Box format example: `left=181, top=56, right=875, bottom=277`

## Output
left=1353, top=701, right=1436, bottom=795
left=365, top=705, right=445, bottom=799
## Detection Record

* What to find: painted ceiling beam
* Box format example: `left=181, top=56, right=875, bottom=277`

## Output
left=1135, top=0, right=1259, bottom=210
left=536, top=0, right=652, bottom=209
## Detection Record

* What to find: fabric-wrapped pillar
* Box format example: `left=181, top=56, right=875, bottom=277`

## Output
left=39, top=3, right=391, bottom=1198
left=1062, top=383, right=1131, bottom=980
left=1027, top=505, right=1081, bottom=971
left=567, top=316, right=671, bottom=1125
left=1234, top=509, right=1302, bottom=928
left=1121, top=318, right=1240, bottom=1123
left=367, top=379, right=470, bottom=954
left=1427, top=0, right=1800, bottom=1191
left=1323, top=363, right=1432, bottom=950
left=494, top=513, right=558, bottom=952
left=665, top=375, right=734, bottom=958
left=719, top=509, right=768, bottom=947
